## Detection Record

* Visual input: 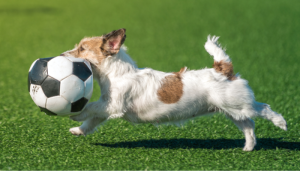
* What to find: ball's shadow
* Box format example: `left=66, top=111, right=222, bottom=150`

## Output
left=94, top=138, right=300, bottom=150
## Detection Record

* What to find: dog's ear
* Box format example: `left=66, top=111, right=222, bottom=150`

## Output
left=101, top=28, right=126, bottom=56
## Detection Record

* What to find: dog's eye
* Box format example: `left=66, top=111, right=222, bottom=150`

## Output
left=80, top=46, right=85, bottom=52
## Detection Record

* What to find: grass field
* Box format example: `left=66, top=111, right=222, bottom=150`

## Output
left=1, top=0, right=300, bottom=170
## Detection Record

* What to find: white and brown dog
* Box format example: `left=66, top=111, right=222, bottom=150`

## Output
left=61, top=28, right=287, bottom=151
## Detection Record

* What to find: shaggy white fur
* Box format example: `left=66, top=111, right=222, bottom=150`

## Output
left=65, top=34, right=287, bottom=151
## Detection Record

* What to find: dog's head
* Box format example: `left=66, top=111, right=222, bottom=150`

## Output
left=61, top=28, right=126, bottom=67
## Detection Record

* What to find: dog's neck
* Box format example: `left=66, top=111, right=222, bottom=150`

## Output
left=92, top=48, right=137, bottom=93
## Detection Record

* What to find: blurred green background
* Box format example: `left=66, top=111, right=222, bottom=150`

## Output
left=0, top=0, right=300, bottom=170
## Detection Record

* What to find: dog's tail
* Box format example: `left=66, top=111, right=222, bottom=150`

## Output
left=204, top=35, right=236, bottom=80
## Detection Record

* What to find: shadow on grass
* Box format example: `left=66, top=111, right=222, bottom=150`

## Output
left=95, top=138, right=300, bottom=150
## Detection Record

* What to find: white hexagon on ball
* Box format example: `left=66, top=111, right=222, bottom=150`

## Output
left=84, top=76, right=93, bottom=100
left=65, top=56, right=85, bottom=62
left=60, top=75, right=85, bottom=103
left=46, top=96, right=71, bottom=115
left=29, top=84, right=47, bottom=108
left=84, top=60, right=92, bottom=71
left=48, top=56, right=73, bottom=81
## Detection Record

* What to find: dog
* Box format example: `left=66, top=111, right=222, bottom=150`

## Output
left=61, top=28, right=287, bottom=151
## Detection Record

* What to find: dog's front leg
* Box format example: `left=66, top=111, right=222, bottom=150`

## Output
left=69, top=117, right=107, bottom=136
left=70, top=101, right=107, bottom=121
left=69, top=100, right=109, bottom=136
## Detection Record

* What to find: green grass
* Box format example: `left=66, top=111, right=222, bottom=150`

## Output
left=1, top=0, right=300, bottom=170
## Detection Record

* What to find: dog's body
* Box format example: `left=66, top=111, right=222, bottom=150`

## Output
left=61, top=29, right=287, bottom=151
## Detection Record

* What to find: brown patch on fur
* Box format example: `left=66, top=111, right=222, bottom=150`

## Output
left=213, top=60, right=236, bottom=80
left=79, top=37, right=107, bottom=65
left=157, top=67, right=186, bottom=104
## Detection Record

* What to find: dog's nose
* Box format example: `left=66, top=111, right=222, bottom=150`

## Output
left=60, top=53, right=65, bottom=56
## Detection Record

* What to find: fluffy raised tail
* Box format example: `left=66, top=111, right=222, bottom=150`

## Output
left=205, top=35, right=236, bottom=80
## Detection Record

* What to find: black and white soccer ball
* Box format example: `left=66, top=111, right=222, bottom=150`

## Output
left=28, top=56, right=93, bottom=116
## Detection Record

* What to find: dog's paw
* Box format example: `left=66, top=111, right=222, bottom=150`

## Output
left=275, top=121, right=287, bottom=131
left=69, top=127, right=84, bottom=136
left=243, top=145, right=254, bottom=151
left=272, top=115, right=288, bottom=131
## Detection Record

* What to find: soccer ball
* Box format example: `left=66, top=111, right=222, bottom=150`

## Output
left=28, top=56, right=93, bottom=116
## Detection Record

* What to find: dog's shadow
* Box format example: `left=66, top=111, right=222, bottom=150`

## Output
left=94, top=138, right=300, bottom=150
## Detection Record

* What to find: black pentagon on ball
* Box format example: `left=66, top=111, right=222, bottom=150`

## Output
left=28, top=57, right=54, bottom=92
left=29, top=59, right=49, bottom=85
left=71, top=97, right=89, bottom=112
left=41, top=76, right=60, bottom=98
left=39, top=106, right=57, bottom=116
left=72, top=62, right=92, bottom=81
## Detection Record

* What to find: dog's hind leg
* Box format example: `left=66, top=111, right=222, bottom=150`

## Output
left=227, top=116, right=256, bottom=151
left=254, top=102, right=287, bottom=131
